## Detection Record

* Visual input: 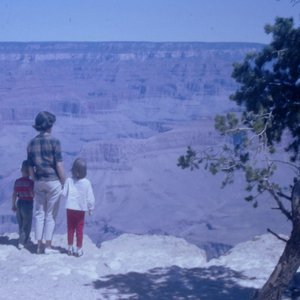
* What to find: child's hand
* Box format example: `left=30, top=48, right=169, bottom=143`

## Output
left=88, top=209, right=93, bottom=216
left=12, top=205, right=17, bottom=212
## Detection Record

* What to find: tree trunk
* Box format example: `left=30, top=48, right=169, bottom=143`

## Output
left=252, top=229, right=300, bottom=300
left=253, top=181, right=300, bottom=300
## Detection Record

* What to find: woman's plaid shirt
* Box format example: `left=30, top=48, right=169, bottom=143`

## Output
left=27, top=132, right=63, bottom=181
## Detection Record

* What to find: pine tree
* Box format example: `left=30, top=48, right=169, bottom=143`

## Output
left=178, top=17, right=300, bottom=299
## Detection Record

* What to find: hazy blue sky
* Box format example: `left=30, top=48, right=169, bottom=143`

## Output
left=0, top=0, right=299, bottom=43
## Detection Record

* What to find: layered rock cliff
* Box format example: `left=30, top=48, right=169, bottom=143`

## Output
left=0, top=42, right=262, bottom=122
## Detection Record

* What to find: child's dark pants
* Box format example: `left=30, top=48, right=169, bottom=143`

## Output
left=16, top=200, right=33, bottom=245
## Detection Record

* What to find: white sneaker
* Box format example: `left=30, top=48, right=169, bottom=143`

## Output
left=74, top=248, right=83, bottom=257
left=67, top=246, right=73, bottom=256
left=44, top=247, right=59, bottom=255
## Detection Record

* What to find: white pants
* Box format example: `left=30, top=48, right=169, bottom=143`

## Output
left=34, top=180, right=62, bottom=241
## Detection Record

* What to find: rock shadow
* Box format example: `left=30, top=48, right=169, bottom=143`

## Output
left=0, top=235, right=36, bottom=254
left=0, top=234, right=67, bottom=255
left=0, top=235, right=18, bottom=247
left=92, top=266, right=256, bottom=300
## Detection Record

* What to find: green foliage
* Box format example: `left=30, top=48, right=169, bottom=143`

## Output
left=215, top=113, right=239, bottom=134
left=179, top=17, right=300, bottom=212
left=177, top=146, right=201, bottom=170
left=231, top=17, right=300, bottom=161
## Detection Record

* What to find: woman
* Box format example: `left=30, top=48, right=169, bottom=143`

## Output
left=27, top=111, right=65, bottom=254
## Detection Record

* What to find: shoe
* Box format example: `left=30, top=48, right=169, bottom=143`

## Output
left=17, top=243, right=24, bottom=250
left=36, top=246, right=43, bottom=254
left=67, top=246, right=73, bottom=256
left=44, top=247, right=59, bottom=255
left=25, top=237, right=32, bottom=246
left=74, top=248, right=83, bottom=257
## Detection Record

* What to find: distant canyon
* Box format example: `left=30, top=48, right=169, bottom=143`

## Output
left=1, top=42, right=290, bottom=257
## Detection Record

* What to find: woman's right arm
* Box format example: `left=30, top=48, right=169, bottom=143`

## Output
left=56, top=162, right=66, bottom=186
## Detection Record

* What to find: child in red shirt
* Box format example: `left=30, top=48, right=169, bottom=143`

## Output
left=12, top=160, right=34, bottom=249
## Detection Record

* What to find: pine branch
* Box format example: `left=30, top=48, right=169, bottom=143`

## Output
left=267, top=186, right=292, bottom=221
left=267, top=228, right=288, bottom=243
left=269, top=159, right=300, bottom=173
left=291, top=0, right=300, bottom=6
left=276, top=191, right=292, bottom=202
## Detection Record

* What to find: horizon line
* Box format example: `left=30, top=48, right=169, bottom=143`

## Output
left=0, top=40, right=265, bottom=45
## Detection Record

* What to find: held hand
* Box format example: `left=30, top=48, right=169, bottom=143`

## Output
left=88, top=210, right=93, bottom=216
left=12, top=205, right=17, bottom=212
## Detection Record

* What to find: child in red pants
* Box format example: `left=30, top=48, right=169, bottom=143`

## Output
left=62, top=158, right=95, bottom=257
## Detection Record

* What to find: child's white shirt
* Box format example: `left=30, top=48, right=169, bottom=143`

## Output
left=62, top=177, right=95, bottom=211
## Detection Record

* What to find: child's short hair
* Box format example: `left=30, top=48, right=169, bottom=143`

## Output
left=71, top=158, right=87, bottom=179
left=21, top=160, right=29, bottom=172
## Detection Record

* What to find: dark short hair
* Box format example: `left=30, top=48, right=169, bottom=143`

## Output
left=21, top=160, right=29, bottom=172
left=71, top=158, right=87, bottom=179
left=33, top=111, right=56, bottom=131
